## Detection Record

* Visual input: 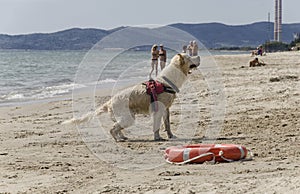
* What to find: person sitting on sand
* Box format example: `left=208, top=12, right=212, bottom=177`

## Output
left=149, top=44, right=159, bottom=78
left=158, top=44, right=167, bottom=70
left=257, top=46, right=263, bottom=56
left=251, top=46, right=265, bottom=56
left=249, top=57, right=266, bottom=67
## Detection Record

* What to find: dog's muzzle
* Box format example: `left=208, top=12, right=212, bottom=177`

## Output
left=190, top=64, right=198, bottom=69
left=189, top=56, right=200, bottom=69
left=188, top=62, right=200, bottom=74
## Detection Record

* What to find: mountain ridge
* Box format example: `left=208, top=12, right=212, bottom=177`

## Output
left=1, top=22, right=299, bottom=50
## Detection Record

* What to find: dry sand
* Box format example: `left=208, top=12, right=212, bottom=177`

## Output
left=0, top=52, right=299, bottom=193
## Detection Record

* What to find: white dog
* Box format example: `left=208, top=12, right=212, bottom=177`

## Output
left=63, top=53, right=200, bottom=141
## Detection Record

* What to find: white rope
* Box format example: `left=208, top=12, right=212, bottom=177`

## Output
left=165, top=152, right=215, bottom=165
left=219, top=149, right=254, bottom=163
left=219, top=150, right=234, bottom=162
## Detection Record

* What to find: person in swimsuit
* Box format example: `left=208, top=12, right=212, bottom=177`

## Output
left=182, top=45, right=187, bottom=53
left=192, top=40, right=198, bottom=56
left=149, top=44, right=159, bottom=78
left=187, top=41, right=193, bottom=56
left=158, top=44, right=167, bottom=70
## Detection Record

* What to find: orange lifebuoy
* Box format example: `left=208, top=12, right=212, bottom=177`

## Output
left=164, top=144, right=250, bottom=164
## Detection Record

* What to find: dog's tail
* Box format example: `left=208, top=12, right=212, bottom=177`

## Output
left=61, top=101, right=110, bottom=125
left=61, top=111, right=95, bottom=125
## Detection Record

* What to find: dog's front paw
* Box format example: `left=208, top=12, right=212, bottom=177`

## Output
left=117, top=139, right=127, bottom=142
left=168, top=134, right=177, bottom=139
left=154, top=136, right=166, bottom=141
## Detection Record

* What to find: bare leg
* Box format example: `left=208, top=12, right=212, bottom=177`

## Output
left=160, top=61, right=166, bottom=70
left=149, top=68, right=154, bottom=79
left=149, top=61, right=155, bottom=79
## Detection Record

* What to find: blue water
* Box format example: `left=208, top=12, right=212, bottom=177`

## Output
left=0, top=49, right=248, bottom=106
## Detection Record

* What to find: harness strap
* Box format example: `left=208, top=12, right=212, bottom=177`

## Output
left=164, top=86, right=176, bottom=94
left=161, top=76, right=180, bottom=93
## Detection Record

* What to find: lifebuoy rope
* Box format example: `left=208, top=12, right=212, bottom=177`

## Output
left=165, top=152, right=215, bottom=165
left=219, top=148, right=253, bottom=163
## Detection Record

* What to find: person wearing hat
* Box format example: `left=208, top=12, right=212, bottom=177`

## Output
left=149, top=44, right=159, bottom=78
left=158, top=44, right=167, bottom=70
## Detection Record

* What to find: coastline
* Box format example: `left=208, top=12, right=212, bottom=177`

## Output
left=0, top=51, right=299, bottom=193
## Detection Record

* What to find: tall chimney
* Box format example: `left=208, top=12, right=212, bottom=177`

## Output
left=274, top=0, right=282, bottom=42
left=274, top=0, right=278, bottom=41
left=278, top=0, right=282, bottom=42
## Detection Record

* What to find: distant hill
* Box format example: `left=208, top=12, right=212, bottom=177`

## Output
left=170, top=22, right=300, bottom=48
left=0, top=22, right=300, bottom=50
left=0, top=28, right=120, bottom=50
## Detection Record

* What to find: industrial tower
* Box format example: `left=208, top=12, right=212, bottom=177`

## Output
left=274, top=0, right=282, bottom=42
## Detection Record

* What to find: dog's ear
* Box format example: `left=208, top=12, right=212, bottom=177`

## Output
left=177, top=54, right=185, bottom=66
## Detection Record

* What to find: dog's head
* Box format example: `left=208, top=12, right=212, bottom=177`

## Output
left=158, top=53, right=201, bottom=91
left=171, top=53, right=200, bottom=75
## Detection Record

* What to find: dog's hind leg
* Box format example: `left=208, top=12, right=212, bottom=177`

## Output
left=110, top=124, right=129, bottom=142
left=163, top=108, right=176, bottom=139
left=117, top=130, right=128, bottom=141
left=110, top=123, right=124, bottom=142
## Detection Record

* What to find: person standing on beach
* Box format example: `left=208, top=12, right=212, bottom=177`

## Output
left=159, top=44, right=167, bottom=70
left=187, top=41, right=193, bottom=56
left=149, top=44, right=159, bottom=78
left=192, top=40, right=198, bottom=56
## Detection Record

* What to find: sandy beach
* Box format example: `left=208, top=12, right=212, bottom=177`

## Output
left=0, top=52, right=299, bottom=193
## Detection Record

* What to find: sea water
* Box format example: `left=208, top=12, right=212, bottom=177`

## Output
left=0, top=50, right=85, bottom=105
left=0, top=49, right=248, bottom=106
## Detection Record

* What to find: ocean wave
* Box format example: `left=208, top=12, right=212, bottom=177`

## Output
left=0, top=78, right=140, bottom=104
left=97, top=78, right=117, bottom=84
left=0, top=92, right=25, bottom=101
left=0, top=83, right=86, bottom=103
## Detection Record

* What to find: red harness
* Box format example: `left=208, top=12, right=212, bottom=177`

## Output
left=143, top=80, right=174, bottom=112
left=145, top=80, right=165, bottom=95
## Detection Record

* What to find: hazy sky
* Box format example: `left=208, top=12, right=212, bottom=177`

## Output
left=1, top=0, right=299, bottom=34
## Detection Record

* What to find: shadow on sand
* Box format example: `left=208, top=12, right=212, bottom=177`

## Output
left=123, top=136, right=247, bottom=143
